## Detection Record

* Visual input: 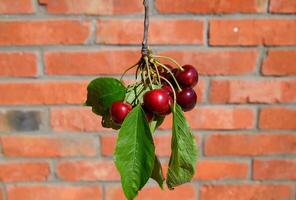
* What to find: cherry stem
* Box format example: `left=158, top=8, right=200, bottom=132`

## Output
left=155, top=60, right=182, bottom=92
left=120, top=62, right=139, bottom=81
left=153, top=55, right=184, bottom=71
left=142, top=0, right=149, bottom=57
left=160, top=76, right=176, bottom=112
left=151, top=61, right=161, bottom=85
left=144, top=56, right=153, bottom=89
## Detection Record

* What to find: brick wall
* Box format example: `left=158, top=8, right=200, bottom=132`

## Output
left=0, top=0, right=296, bottom=200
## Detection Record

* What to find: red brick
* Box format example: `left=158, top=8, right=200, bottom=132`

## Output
left=269, top=0, right=296, bottom=13
left=45, top=50, right=140, bottom=75
left=0, top=135, right=97, bottom=157
left=195, top=160, right=248, bottom=180
left=0, top=0, right=34, bottom=14
left=210, top=19, right=296, bottom=46
left=161, top=50, right=257, bottom=75
left=0, top=20, right=90, bottom=46
left=200, top=184, right=294, bottom=200
left=161, top=107, right=254, bottom=130
left=262, top=50, right=296, bottom=76
left=259, top=107, right=296, bottom=130
left=97, top=19, right=203, bottom=45
left=0, top=81, right=87, bottom=105
left=51, top=107, right=104, bottom=132
left=0, top=52, right=37, bottom=77
left=253, top=159, right=296, bottom=180
left=156, top=0, right=267, bottom=14
left=101, top=134, right=200, bottom=157
left=0, top=162, right=50, bottom=182
left=7, top=185, right=102, bottom=200
left=0, top=112, right=9, bottom=132
left=105, top=184, right=196, bottom=200
left=57, top=160, right=119, bottom=181
left=205, top=133, right=296, bottom=156
left=210, top=80, right=296, bottom=103
left=39, top=0, right=143, bottom=15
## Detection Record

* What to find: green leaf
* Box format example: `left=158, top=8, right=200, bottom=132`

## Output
left=114, top=105, right=155, bottom=200
left=151, top=155, right=165, bottom=189
left=166, top=104, right=198, bottom=189
left=85, top=77, right=126, bottom=116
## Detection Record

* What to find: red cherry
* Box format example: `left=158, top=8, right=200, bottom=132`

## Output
left=110, top=101, right=132, bottom=124
left=175, top=65, right=198, bottom=88
left=143, top=89, right=171, bottom=115
left=158, top=64, right=175, bottom=84
left=162, top=85, right=174, bottom=97
left=177, top=88, right=197, bottom=112
left=143, top=107, right=154, bottom=122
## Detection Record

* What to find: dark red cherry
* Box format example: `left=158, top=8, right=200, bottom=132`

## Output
left=158, top=64, right=175, bottom=84
left=143, top=107, right=154, bottom=122
left=143, top=89, right=171, bottom=115
left=162, top=85, right=174, bottom=97
left=110, top=101, right=132, bottom=124
left=177, top=88, right=197, bottom=112
left=175, top=65, right=198, bottom=88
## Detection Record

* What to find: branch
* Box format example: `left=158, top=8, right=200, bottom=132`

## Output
left=142, top=0, right=149, bottom=57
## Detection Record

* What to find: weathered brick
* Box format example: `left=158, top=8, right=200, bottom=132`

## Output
left=39, top=0, right=143, bottom=15
left=156, top=0, right=267, bottom=14
left=259, top=107, right=296, bottom=130
left=45, top=50, right=140, bottom=75
left=205, top=133, right=296, bottom=156
left=0, top=112, right=9, bottom=132
left=0, top=0, right=34, bottom=14
left=0, top=81, right=87, bottom=105
left=7, top=185, right=102, bottom=200
left=161, top=107, right=254, bottom=130
left=210, top=19, right=296, bottom=46
left=0, top=52, right=37, bottom=77
left=195, top=160, right=248, bottom=180
left=210, top=80, right=296, bottom=103
left=262, top=50, right=296, bottom=76
left=269, top=0, right=296, bottom=13
left=0, top=110, right=43, bottom=132
left=57, top=160, right=119, bottom=181
left=0, top=20, right=90, bottom=46
left=253, top=159, right=296, bottom=180
left=200, top=184, right=294, bottom=200
left=97, top=19, right=203, bottom=45
left=161, top=50, right=257, bottom=75
left=105, top=184, right=197, bottom=200
left=0, top=162, right=50, bottom=182
left=0, top=135, right=97, bottom=157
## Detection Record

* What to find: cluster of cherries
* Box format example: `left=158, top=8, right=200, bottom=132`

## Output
left=110, top=65, right=199, bottom=125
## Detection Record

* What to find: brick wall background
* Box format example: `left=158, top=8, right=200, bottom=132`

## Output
left=0, top=0, right=296, bottom=199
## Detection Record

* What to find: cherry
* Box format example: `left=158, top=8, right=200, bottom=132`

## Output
left=143, top=89, right=171, bottom=116
left=162, top=85, right=174, bottom=97
left=110, top=101, right=132, bottom=124
left=158, top=64, right=175, bottom=84
left=175, top=65, right=198, bottom=88
left=177, top=88, right=197, bottom=112
left=143, top=107, right=154, bottom=122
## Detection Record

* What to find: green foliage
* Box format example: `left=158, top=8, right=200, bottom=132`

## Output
left=85, top=77, right=126, bottom=116
left=166, top=104, right=198, bottom=189
left=114, top=105, right=155, bottom=200
left=151, top=155, right=165, bottom=189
